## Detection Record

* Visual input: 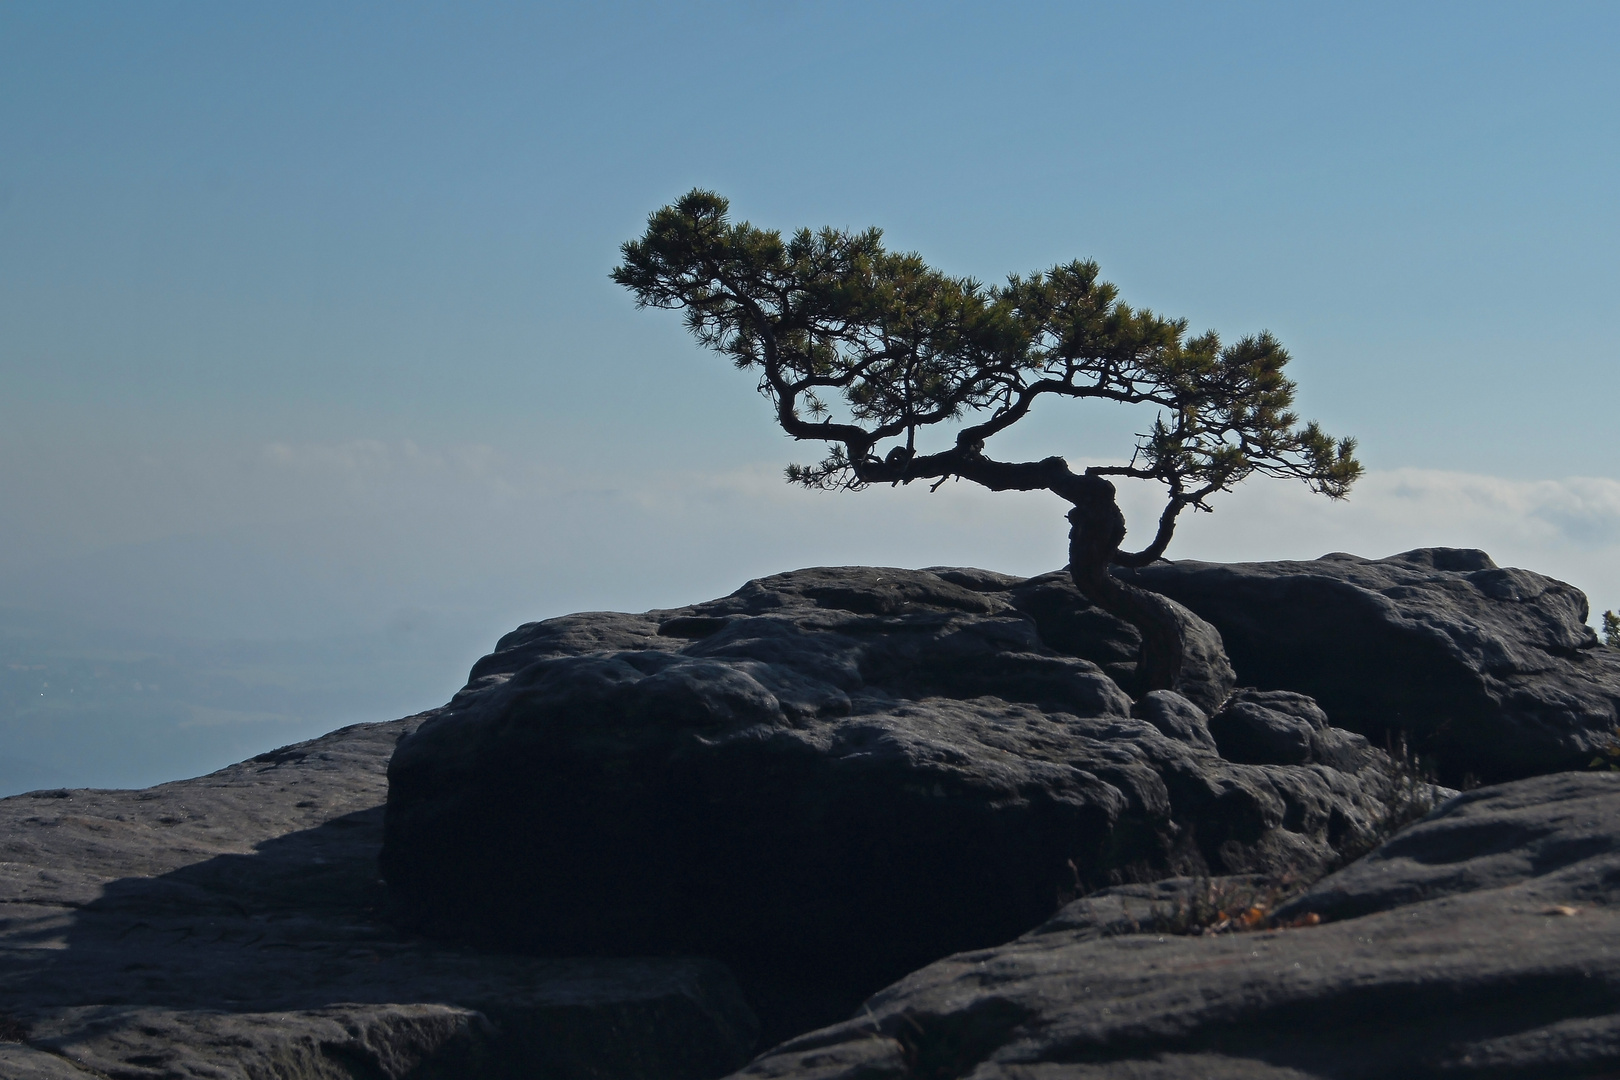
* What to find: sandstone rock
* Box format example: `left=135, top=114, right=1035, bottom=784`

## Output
left=994, top=569, right=1235, bottom=712
left=1130, top=690, right=1218, bottom=752
left=1207, top=689, right=1381, bottom=773
left=0, top=718, right=757, bottom=1080
left=28, top=554, right=1620, bottom=1077
left=732, top=770, right=1620, bottom=1079
left=1119, top=548, right=1620, bottom=783
left=382, top=567, right=1400, bottom=1041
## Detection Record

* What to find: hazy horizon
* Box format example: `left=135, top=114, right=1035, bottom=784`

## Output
left=2, top=2, right=1616, bottom=794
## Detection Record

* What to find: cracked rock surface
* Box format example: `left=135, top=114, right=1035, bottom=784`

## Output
left=382, top=566, right=1406, bottom=1042
left=0, top=718, right=758, bottom=1079
left=1120, top=547, right=1620, bottom=784
left=13, top=552, right=1615, bottom=1077
left=731, top=770, right=1620, bottom=1079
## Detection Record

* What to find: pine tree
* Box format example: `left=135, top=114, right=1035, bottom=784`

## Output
left=615, top=191, right=1361, bottom=696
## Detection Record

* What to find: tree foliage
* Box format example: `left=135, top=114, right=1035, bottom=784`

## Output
left=615, top=190, right=1362, bottom=693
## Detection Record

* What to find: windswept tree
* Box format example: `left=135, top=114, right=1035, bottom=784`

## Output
left=614, top=190, right=1361, bottom=697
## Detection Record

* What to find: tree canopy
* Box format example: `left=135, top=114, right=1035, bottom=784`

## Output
left=615, top=190, right=1362, bottom=694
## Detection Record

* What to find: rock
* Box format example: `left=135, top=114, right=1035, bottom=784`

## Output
left=996, top=570, right=1236, bottom=712
left=0, top=1043, right=104, bottom=1080
left=1159, top=595, right=1241, bottom=716
left=1119, top=548, right=1620, bottom=784
left=1209, top=689, right=1319, bottom=765
left=1130, top=690, right=1218, bottom=752
left=382, top=566, right=1400, bottom=1042
left=0, top=718, right=757, bottom=1080
left=731, top=770, right=1620, bottom=1079
left=1207, top=689, right=1381, bottom=773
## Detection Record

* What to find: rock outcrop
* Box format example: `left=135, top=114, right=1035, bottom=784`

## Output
left=732, top=770, right=1620, bottom=1079
left=0, top=718, right=757, bottom=1080
left=1120, top=547, right=1620, bottom=783
left=18, top=552, right=1620, bottom=1077
left=381, top=567, right=1404, bottom=1040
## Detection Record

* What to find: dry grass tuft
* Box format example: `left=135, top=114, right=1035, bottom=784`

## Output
left=1148, top=876, right=1321, bottom=936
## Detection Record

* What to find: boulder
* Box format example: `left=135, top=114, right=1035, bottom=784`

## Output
left=993, top=569, right=1235, bottom=711
left=1207, top=689, right=1380, bottom=772
left=1131, top=690, right=1218, bottom=752
left=1119, top=547, right=1620, bottom=784
left=0, top=718, right=757, bottom=1080
left=731, top=770, right=1620, bottom=1079
left=382, top=567, right=1402, bottom=1041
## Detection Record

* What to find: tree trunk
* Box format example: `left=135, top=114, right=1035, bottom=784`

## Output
left=1064, top=484, right=1186, bottom=695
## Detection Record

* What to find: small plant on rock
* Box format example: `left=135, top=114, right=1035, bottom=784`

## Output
left=1373, top=733, right=1441, bottom=834
left=1603, top=610, right=1620, bottom=648
left=1149, top=876, right=1320, bottom=936
left=1588, top=728, right=1620, bottom=772
left=1314, top=733, right=1441, bottom=871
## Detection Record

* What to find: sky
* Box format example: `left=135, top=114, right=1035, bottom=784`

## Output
left=1, top=1, right=1616, bottom=793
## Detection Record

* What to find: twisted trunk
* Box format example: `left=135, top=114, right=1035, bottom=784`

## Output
left=1065, top=482, right=1187, bottom=695
left=857, top=453, right=1207, bottom=701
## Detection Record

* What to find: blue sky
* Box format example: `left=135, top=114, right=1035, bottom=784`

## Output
left=1, top=1, right=1617, bottom=792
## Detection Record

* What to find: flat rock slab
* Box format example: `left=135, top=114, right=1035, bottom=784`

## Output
left=732, top=770, right=1620, bottom=1079
left=1120, top=548, right=1620, bottom=783
left=0, top=717, right=757, bottom=1080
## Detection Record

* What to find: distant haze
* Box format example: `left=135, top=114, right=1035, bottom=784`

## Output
left=1, top=2, right=1615, bottom=793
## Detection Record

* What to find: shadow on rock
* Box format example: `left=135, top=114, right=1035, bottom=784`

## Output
left=0, top=763, right=756, bottom=1079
